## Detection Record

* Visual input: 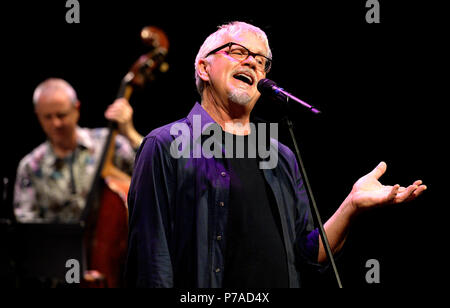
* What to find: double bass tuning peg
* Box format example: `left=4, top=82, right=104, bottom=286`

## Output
left=121, top=26, right=170, bottom=90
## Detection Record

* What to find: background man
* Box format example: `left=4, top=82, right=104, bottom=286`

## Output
left=14, top=78, right=143, bottom=223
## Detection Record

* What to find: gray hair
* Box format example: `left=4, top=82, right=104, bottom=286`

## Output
left=194, top=21, right=272, bottom=97
left=32, top=78, right=78, bottom=106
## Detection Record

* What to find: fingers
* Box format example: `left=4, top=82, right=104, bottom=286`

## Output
left=409, top=183, right=427, bottom=200
left=413, top=180, right=423, bottom=186
left=386, top=184, right=400, bottom=203
left=394, top=180, right=427, bottom=204
left=370, top=161, right=387, bottom=180
left=394, top=184, right=417, bottom=203
left=105, top=99, right=133, bottom=123
left=111, top=98, right=130, bottom=106
left=107, top=99, right=131, bottom=113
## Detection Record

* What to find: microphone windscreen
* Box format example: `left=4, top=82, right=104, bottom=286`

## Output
left=257, top=78, right=277, bottom=94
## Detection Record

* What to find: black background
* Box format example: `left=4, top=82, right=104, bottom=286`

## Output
left=1, top=1, right=445, bottom=288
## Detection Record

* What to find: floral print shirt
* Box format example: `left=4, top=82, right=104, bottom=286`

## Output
left=14, top=126, right=137, bottom=223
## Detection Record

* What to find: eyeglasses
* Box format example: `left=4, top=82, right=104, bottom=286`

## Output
left=205, top=42, right=272, bottom=73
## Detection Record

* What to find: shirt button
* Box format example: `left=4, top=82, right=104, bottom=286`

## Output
left=216, top=235, right=222, bottom=241
left=220, top=171, right=226, bottom=177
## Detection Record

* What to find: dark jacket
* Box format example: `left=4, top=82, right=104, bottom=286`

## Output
left=125, top=103, right=320, bottom=288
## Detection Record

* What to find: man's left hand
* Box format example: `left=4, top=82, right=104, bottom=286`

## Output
left=348, top=161, right=427, bottom=213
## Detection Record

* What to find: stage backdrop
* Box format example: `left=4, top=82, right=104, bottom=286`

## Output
left=2, top=1, right=444, bottom=288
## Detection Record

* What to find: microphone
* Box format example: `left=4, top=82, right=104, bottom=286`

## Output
left=257, top=78, right=321, bottom=114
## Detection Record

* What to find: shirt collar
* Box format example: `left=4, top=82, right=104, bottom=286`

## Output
left=187, top=102, right=226, bottom=146
left=75, top=126, right=94, bottom=151
left=186, top=102, right=217, bottom=133
left=43, top=126, right=93, bottom=167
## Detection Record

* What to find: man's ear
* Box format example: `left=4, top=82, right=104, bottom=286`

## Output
left=74, top=100, right=81, bottom=111
left=74, top=100, right=81, bottom=122
left=197, top=58, right=210, bottom=82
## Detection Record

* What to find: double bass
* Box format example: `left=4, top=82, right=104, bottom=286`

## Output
left=80, top=26, right=169, bottom=288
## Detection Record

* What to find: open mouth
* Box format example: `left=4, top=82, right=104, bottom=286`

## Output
left=233, top=73, right=254, bottom=86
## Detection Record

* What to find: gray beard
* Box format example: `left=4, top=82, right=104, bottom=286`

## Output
left=228, top=88, right=252, bottom=106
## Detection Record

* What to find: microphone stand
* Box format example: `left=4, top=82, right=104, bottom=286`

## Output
left=281, top=101, right=343, bottom=288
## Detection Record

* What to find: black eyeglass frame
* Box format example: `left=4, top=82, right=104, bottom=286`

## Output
left=205, top=42, right=272, bottom=73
